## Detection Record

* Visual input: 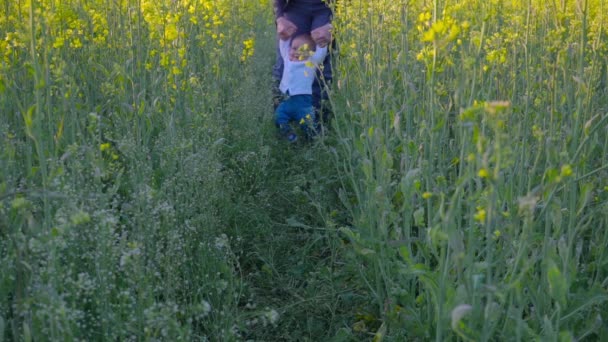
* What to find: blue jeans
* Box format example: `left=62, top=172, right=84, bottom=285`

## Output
left=275, top=94, right=317, bottom=139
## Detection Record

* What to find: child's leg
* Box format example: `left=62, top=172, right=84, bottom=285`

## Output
left=298, top=108, right=318, bottom=140
left=293, top=97, right=317, bottom=139
left=275, top=99, right=298, bottom=142
left=275, top=101, right=292, bottom=134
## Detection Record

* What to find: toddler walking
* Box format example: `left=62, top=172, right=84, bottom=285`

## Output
left=275, top=33, right=328, bottom=142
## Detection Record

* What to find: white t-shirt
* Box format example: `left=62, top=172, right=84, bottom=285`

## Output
left=279, top=39, right=328, bottom=96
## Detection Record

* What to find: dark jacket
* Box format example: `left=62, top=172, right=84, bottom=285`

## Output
left=273, top=0, right=333, bottom=19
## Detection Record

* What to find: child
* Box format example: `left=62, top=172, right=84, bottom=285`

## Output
left=275, top=33, right=328, bottom=142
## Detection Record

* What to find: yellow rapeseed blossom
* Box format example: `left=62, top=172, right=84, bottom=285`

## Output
left=100, top=143, right=111, bottom=152
left=478, top=168, right=489, bottom=179
left=560, top=164, right=573, bottom=178
left=71, top=37, right=83, bottom=49
left=474, top=207, right=486, bottom=223
left=241, top=38, right=255, bottom=62
left=164, top=23, right=179, bottom=42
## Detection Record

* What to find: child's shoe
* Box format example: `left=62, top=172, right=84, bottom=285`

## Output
left=286, top=132, right=298, bottom=143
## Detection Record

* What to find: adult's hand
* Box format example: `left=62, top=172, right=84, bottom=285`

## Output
left=276, top=17, right=297, bottom=40
left=311, top=23, right=332, bottom=47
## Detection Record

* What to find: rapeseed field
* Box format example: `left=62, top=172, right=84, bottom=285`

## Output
left=1, top=0, right=607, bottom=340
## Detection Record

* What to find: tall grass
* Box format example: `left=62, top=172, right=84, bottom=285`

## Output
left=1, top=0, right=270, bottom=339
left=330, top=0, right=608, bottom=340
left=2, top=0, right=608, bottom=340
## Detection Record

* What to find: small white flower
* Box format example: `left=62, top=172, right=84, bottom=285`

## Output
left=214, top=234, right=229, bottom=250
left=266, top=309, right=280, bottom=325
left=201, top=300, right=212, bottom=316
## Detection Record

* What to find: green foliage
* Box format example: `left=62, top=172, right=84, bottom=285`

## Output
left=2, top=0, right=608, bottom=341
left=330, top=0, right=608, bottom=340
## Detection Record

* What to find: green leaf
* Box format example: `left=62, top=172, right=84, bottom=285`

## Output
left=23, top=322, right=31, bottom=342
left=338, top=226, right=358, bottom=242
left=286, top=216, right=310, bottom=229
left=355, top=246, right=376, bottom=256
left=547, top=260, right=568, bottom=308
left=399, top=246, right=411, bottom=263
left=561, top=286, right=608, bottom=322
left=372, top=322, right=387, bottom=342
left=362, top=159, right=373, bottom=179
left=381, top=149, right=392, bottom=170
left=558, top=331, right=573, bottom=342
left=413, top=207, right=425, bottom=227
left=328, top=328, right=352, bottom=342
left=0, top=315, right=4, bottom=340
left=451, top=304, right=472, bottom=330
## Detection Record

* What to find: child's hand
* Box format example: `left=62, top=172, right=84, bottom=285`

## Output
left=311, top=23, right=332, bottom=47
left=277, top=17, right=297, bottom=40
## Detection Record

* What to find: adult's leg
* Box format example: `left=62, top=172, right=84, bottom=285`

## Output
left=272, top=48, right=283, bottom=111
left=312, top=73, right=332, bottom=125
left=311, top=7, right=333, bottom=125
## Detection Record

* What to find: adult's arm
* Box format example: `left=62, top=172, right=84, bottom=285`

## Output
left=311, top=23, right=332, bottom=48
left=275, top=0, right=296, bottom=40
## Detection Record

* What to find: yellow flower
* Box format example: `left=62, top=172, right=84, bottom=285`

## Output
left=493, top=229, right=501, bottom=239
left=71, top=38, right=83, bottom=49
left=53, top=37, right=65, bottom=49
left=100, top=143, right=111, bottom=152
left=165, top=22, right=179, bottom=42
left=560, top=164, right=573, bottom=178
left=478, top=168, right=489, bottom=178
left=474, top=207, right=486, bottom=223
left=241, top=38, right=255, bottom=62
left=422, top=192, right=432, bottom=199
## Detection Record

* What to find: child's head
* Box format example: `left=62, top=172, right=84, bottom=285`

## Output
left=289, top=33, right=316, bottom=61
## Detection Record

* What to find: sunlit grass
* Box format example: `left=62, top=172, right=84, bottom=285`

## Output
left=1, top=0, right=269, bottom=340
left=1, top=0, right=607, bottom=340
left=330, top=0, right=608, bottom=340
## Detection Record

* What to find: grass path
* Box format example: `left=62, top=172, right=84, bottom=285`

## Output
left=214, top=29, right=357, bottom=340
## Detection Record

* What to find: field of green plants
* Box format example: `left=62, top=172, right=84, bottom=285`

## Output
left=1, top=0, right=607, bottom=340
